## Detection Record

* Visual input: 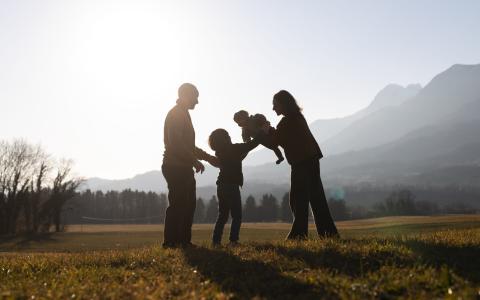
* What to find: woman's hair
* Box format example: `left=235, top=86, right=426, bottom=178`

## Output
left=209, top=129, right=231, bottom=151
left=273, top=90, right=302, bottom=115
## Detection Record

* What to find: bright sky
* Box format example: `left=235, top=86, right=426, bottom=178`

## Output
left=1, top=0, right=480, bottom=179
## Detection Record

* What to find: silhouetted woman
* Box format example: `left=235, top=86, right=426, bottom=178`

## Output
left=269, top=90, right=338, bottom=239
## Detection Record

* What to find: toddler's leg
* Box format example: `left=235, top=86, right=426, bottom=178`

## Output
left=260, top=141, right=285, bottom=164
left=273, top=147, right=284, bottom=164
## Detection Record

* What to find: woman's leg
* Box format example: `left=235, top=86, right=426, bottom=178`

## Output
left=212, top=184, right=231, bottom=244
left=287, top=164, right=309, bottom=239
left=309, top=159, right=339, bottom=237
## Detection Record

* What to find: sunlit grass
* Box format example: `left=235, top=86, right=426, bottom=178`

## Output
left=1, top=216, right=480, bottom=299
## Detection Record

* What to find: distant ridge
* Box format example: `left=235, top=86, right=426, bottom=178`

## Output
left=323, top=63, right=480, bottom=154
left=84, top=63, right=480, bottom=197
left=244, top=82, right=421, bottom=165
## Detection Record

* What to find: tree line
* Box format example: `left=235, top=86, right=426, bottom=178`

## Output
left=0, top=139, right=81, bottom=235
left=330, top=188, right=478, bottom=220
left=63, top=189, right=168, bottom=224
left=327, top=184, right=480, bottom=212
left=194, top=193, right=293, bottom=223
left=62, top=191, right=294, bottom=224
left=63, top=187, right=478, bottom=227
left=3, top=139, right=478, bottom=235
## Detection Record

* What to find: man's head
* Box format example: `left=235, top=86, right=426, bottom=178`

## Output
left=209, top=128, right=232, bottom=151
left=233, top=110, right=249, bottom=127
left=177, top=83, right=199, bottom=110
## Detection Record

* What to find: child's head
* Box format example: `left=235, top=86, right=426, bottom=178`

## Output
left=233, top=110, right=249, bottom=127
left=209, top=129, right=232, bottom=151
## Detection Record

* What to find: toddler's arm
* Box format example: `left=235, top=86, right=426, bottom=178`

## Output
left=241, top=127, right=252, bottom=143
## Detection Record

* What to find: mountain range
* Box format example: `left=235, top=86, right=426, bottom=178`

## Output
left=242, top=83, right=422, bottom=165
left=83, top=63, right=480, bottom=200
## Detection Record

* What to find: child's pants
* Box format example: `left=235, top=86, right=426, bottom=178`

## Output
left=212, top=183, right=242, bottom=243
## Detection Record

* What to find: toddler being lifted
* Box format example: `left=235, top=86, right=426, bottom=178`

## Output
left=233, top=110, right=284, bottom=165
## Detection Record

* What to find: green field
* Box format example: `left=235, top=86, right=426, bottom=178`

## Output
left=1, top=215, right=480, bottom=299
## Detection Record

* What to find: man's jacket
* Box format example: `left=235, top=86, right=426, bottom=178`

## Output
left=163, top=103, right=212, bottom=167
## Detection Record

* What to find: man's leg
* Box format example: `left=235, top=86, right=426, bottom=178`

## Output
left=309, top=159, right=339, bottom=237
left=287, top=164, right=309, bottom=240
left=162, top=164, right=190, bottom=246
left=181, top=171, right=196, bottom=245
left=212, top=184, right=231, bottom=244
left=229, top=185, right=242, bottom=242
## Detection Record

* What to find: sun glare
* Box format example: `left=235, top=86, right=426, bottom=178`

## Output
left=70, top=2, right=193, bottom=92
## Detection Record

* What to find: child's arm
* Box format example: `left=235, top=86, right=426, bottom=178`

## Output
left=236, top=137, right=261, bottom=160
left=195, top=147, right=220, bottom=168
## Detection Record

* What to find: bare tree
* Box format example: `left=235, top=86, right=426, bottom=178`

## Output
left=0, top=141, right=7, bottom=234
left=40, top=159, right=83, bottom=232
left=1, top=139, right=81, bottom=235
left=24, top=147, right=52, bottom=233
left=0, top=140, right=37, bottom=234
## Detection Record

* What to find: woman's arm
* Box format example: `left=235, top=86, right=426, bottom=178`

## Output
left=265, top=118, right=287, bottom=148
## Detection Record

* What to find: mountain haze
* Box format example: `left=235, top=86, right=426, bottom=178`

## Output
left=324, top=64, right=480, bottom=154
left=84, top=63, right=480, bottom=198
left=244, top=83, right=421, bottom=165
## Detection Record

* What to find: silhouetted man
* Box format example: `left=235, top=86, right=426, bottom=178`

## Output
left=162, top=83, right=218, bottom=248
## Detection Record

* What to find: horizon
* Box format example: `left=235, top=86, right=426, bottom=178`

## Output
left=2, top=0, right=480, bottom=179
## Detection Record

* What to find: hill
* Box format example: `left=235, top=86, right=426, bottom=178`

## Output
left=324, top=64, right=480, bottom=154
left=83, top=64, right=480, bottom=200
left=243, top=83, right=421, bottom=166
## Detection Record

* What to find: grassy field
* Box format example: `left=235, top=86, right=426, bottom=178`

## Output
left=1, top=215, right=480, bottom=299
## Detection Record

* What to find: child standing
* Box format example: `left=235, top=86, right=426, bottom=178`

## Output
left=208, top=128, right=260, bottom=245
left=233, top=110, right=284, bottom=164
